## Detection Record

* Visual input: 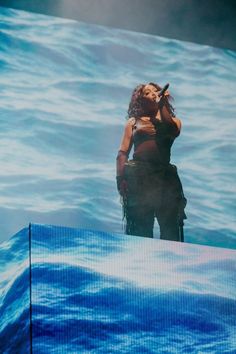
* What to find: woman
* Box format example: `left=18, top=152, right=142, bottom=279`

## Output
left=116, top=82, right=187, bottom=241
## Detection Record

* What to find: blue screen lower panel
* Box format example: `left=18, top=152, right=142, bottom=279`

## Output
left=0, top=227, right=31, bottom=354
left=31, top=224, right=236, bottom=353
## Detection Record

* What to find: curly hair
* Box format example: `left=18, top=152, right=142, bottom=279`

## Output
left=127, top=82, right=175, bottom=118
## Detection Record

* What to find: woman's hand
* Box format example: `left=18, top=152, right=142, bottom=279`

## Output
left=164, top=90, right=170, bottom=97
left=156, top=90, right=170, bottom=111
left=155, top=90, right=170, bottom=105
left=157, top=89, right=170, bottom=99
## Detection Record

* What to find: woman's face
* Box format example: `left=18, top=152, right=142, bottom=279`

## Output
left=142, top=84, right=159, bottom=101
left=141, top=84, right=160, bottom=113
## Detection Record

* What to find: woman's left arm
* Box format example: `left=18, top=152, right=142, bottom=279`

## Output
left=159, top=102, right=181, bottom=138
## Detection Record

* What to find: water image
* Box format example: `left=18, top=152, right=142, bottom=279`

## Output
left=0, top=227, right=30, bottom=354
left=0, top=224, right=235, bottom=352
left=0, top=7, right=235, bottom=247
left=30, top=224, right=236, bottom=353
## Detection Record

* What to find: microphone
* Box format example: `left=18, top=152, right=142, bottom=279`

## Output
left=158, top=83, right=169, bottom=97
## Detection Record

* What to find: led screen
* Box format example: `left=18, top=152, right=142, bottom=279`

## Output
left=31, top=224, right=236, bottom=352
left=0, top=228, right=31, bottom=353
left=0, top=7, right=235, bottom=248
left=1, top=224, right=235, bottom=352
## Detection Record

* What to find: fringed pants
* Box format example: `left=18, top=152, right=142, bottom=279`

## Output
left=123, top=161, right=187, bottom=241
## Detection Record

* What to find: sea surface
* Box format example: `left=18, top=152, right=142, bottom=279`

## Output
left=0, top=7, right=235, bottom=248
left=0, top=227, right=30, bottom=353
left=1, top=224, right=236, bottom=353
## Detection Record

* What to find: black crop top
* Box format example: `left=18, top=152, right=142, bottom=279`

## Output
left=132, top=117, right=173, bottom=165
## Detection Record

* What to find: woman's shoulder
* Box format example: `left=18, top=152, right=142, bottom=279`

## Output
left=126, top=117, right=136, bottom=127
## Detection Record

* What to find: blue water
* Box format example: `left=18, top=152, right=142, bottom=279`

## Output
left=0, top=7, right=235, bottom=248
left=21, top=225, right=236, bottom=352
left=0, top=224, right=235, bottom=352
left=0, top=227, right=30, bottom=354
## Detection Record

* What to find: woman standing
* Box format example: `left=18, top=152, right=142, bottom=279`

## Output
left=116, top=82, right=187, bottom=241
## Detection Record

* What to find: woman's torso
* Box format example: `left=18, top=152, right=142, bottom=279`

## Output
left=132, top=115, right=173, bottom=166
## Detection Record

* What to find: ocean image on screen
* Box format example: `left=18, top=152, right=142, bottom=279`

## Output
left=0, top=224, right=235, bottom=352
left=0, top=228, right=30, bottom=353
left=32, top=224, right=236, bottom=352
left=0, top=7, right=236, bottom=248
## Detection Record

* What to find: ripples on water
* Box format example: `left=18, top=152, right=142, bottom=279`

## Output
left=1, top=225, right=236, bottom=352
left=0, top=228, right=30, bottom=353
left=0, top=7, right=235, bottom=248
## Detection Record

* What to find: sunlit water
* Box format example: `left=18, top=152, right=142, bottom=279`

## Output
left=0, top=8, right=235, bottom=248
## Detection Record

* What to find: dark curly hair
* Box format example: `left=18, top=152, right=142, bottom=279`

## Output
left=127, top=82, right=175, bottom=118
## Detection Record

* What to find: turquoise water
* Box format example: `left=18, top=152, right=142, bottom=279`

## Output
left=0, top=7, right=235, bottom=248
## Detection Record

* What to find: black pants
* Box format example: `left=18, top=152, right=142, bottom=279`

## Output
left=123, top=161, right=186, bottom=241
